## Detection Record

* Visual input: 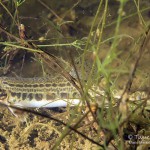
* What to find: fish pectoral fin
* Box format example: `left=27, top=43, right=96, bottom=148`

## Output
left=7, top=106, right=28, bottom=122
left=8, top=107, right=19, bottom=117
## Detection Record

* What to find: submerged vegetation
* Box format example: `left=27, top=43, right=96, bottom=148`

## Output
left=0, top=0, right=150, bottom=149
